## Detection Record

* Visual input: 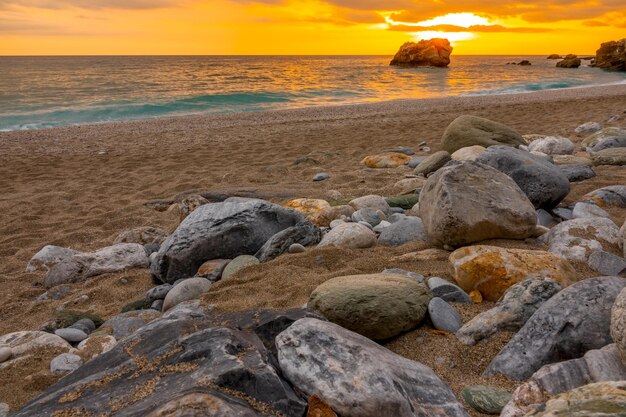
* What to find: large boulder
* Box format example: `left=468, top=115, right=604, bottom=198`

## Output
left=276, top=318, right=469, bottom=417
left=484, top=276, right=626, bottom=381
left=582, top=127, right=626, bottom=148
left=556, top=58, right=581, bottom=68
left=441, top=115, right=525, bottom=154
left=151, top=199, right=303, bottom=284
left=475, top=145, right=570, bottom=210
left=389, top=38, right=453, bottom=67
left=419, top=161, right=537, bottom=247
left=593, top=38, right=626, bottom=71
left=612, top=287, right=626, bottom=365
left=308, top=274, right=431, bottom=340
left=450, top=246, right=576, bottom=301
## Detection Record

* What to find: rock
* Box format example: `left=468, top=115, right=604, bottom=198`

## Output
left=484, top=276, right=626, bottom=381
left=151, top=299, right=163, bottom=310
left=428, top=297, right=462, bottom=333
left=26, top=245, right=81, bottom=273
left=524, top=381, right=626, bottom=417
left=0, top=331, right=72, bottom=360
left=288, top=243, right=306, bottom=253
left=378, top=216, right=427, bottom=246
left=77, top=334, right=117, bottom=360
left=221, top=254, right=260, bottom=278
left=195, top=259, right=229, bottom=282
left=349, top=194, right=390, bottom=215
left=146, top=284, right=173, bottom=301
left=361, top=152, right=411, bottom=168
left=547, top=54, right=562, bottom=59
left=285, top=198, right=331, bottom=214
left=383, top=268, right=425, bottom=282
left=373, top=220, right=391, bottom=232
left=393, top=177, right=426, bottom=194
left=559, top=164, right=596, bottom=182
left=100, top=309, right=161, bottom=340
left=308, top=205, right=354, bottom=227
left=54, top=310, right=104, bottom=329
left=536, top=209, right=558, bottom=227
left=70, top=318, right=96, bottom=335
left=450, top=145, right=486, bottom=161
left=0, top=347, right=12, bottom=363
left=255, top=221, right=321, bottom=262
left=528, top=136, right=575, bottom=155
left=441, top=115, right=525, bottom=154
left=114, top=226, right=169, bottom=246
left=44, top=243, right=149, bottom=288
left=308, top=274, right=432, bottom=340
left=456, top=278, right=562, bottom=345
left=408, top=156, right=427, bottom=168
left=151, top=199, right=302, bottom=283
left=589, top=135, right=626, bottom=152
left=427, top=277, right=472, bottom=303
left=307, top=394, right=338, bottom=417
left=461, top=385, right=511, bottom=415
left=385, top=194, right=419, bottom=209
left=383, top=147, right=415, bottom=155
left=389, top=38, right=453, bottom=67
left=575, top=121, right=603, bottom=134
left=582, top=127, right=626, bottom=147
left=553, top=207, right=574, bottom=220
left=572, top=201, right=609, bottom=219
left=277, top=318, right=468, bottom=417
left=583, top=185, right=626, bottom=208
left=318, top=222, right=377, bottom=249
left=419, top=161, right=536, bottom=247
left=622, top=220, right=626, bottom=258
left=0, top=403, right=7, bottom=417
left=162, top=278, right=212, bottom=311
left=592, top=38, right=626, bottom=71
left=470, top=290, right=483, bottom=303
left=351, top=208, right=382, bottom=227
left=50, top=353, right=83, bottom=375
left=540, top=217, right=621, bottom=262
left=591, top=147, right=626, bottom=165
left=393, top=248, right=450, bottom=262
left=556, top=58, right=581, bottom=68
left=612, top=287, right=626, bottom=364
left=552, top=154, right=593, bottom=165
left=475, top=145, right=570, bottom=210
left=413, top=151, right=451, bottom=176
left=54, top=328, right=88, bottom=343
left=450, top=246, right=576, bottom=301
left=313, top=172, right=330, bottom=181
left=329, top=219, right=345, bottom=229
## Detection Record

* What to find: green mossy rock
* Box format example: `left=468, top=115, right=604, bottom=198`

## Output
left=461, top=385, right=511, bottom=415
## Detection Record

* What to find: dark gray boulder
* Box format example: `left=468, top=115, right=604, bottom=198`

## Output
left=276, top=318, right=469, bottom=417
left=476, top=146, right=570, bottom=210
left=583, top=185, right=626, bottom=208
left=559, top=164, right=596, bottom=182
left=484, top=276, right=626, bottom=381
left=151, top=199, right=303, bottom=283
left=255, top=221, right=321, bottom=262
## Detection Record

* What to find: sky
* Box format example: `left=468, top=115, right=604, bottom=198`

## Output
left=0, top=0, right=624, bottom=55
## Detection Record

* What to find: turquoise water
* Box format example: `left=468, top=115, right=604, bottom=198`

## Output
left=1, top=55, right=625, bottom=131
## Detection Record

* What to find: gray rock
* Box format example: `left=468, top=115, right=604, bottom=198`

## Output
left=378, top=216, right=427, bottom=246
left=612, top=287, right=626, bottom=364
left=288, top=243, right=306, bottom=253
left=0, top=403, right=8, bottom=417
left=413, top=151, right=451, bottom=176
left=0, top=347, right=12, bottom=363
left=588, top=251, right=626, bottom=276
left=162, top=277, right=212, bottom=311
left=44, top=243, right=149, bottom=288
left=221, top=255, right=259, bottom=279
left=553, top=207, right=574, bottom=220
left=318, top=222, right=377, bottom=249
left=383, top=147, right=415, bottom=155
left=528, top=136, right=575, bottom=155
left=589, top=136, right=626, bottom=152
left=427, top=277, right=472, bottom=303
left=151, top=199, right=303, bottom=284
left=559, top=164, right=596, bottom=182
left=484, top=276, right=626, bottom=380
left=476, top=145, right=570, bottom=210
left=151, top=299, right=164, bottom=311
left=428, top=297, right=462, bottom=332
left=114, top=226, right=169, bottom=246
left=146, top=284, right=173, bottom=302
left=373, top=220, right=391, bottom=233
left=308, top=273, right=432, bottom=340
left=0, top=331, right=72, bottom=358
left=100, top=309, right=161, bottom=340
left=583, top=185, right=626, bottom=208
left=572, top=201, right=609, bottom=219
left=582, top=127, right=626, bottom=148
left=457, top=279, right=562, bottom=345
left=591, top=147, right=626, bottom=166
left=69, top=318, right=95, bottom=335
left=461, top=385, right=511, bottom=415
left=351, top=208, right=382, bottom=227
left=358, top=221, right=374, bottom=230
left=419, top=161, right=536, bottom=247
left=536, top=209, right=558, bottom=227
left=540, top=217, right=621, bottom=262
left=26, top=245, right=81, bottom=273
left=575, top=121, right=602, bottom=134
left=442, top=115, right=525, bottom=154
left=383, top=268, right=425, bottom=283
left=255, top=221, right=321, bottom=262
left=276, top=318, right=469, bottom=417
left=408, top=156, right=427, bottom=168
left=54, top=328, right=88, bottom=343
left=348, top=195, right=391, bottom=215
left=313, top=172, right=330, bottom=181
left=50, top=353, right=83, bottom=375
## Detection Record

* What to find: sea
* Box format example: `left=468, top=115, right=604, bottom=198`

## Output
left=1, top=55, right=625, bottom=131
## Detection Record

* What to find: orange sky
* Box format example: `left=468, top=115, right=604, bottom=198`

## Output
left=0, top=0, right=624, bottom=55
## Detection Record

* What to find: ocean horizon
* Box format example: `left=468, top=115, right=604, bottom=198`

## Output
left=1, top=54, right=625, bottom=131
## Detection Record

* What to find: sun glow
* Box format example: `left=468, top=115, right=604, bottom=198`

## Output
left=415, top=13, right=493, bottom=28
left=414, top=31, right=476, bottom=43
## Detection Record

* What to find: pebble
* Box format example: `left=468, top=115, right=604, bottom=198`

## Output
left=50, top=353, right=83, bottom=375
left=146, top=284, right=173, bottom=302
left=427, top=277, right=472, bottom=303
left=288, top=243, right=306, bottom=253
left=428, top=297, right=463, bottom=332
left=0, top=347, right=13, bottom=363
left=54, top=328, right=88, bottom=343
left=313, top=172, right=330, bottom=182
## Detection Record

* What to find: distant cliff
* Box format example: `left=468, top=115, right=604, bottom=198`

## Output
left=592, top=39, right=626, bottom=71
left=390, top=38, right=453, bottom=67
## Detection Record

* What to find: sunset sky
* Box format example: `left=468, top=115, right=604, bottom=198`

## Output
left=0, top=0, right=624, bottom=55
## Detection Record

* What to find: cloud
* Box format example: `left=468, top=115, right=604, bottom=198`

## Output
left=388, top=23, right=552, bottom=33
left=0, top=0, right=180, bottom=10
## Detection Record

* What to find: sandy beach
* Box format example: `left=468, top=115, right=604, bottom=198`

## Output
left=1, top=84, right=626, bottom=413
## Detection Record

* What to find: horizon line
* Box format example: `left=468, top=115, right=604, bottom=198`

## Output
left=0, top=53, right=597, bottom=57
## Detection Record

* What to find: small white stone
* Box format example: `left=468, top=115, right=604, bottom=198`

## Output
left=288, top=243, right=306, bottom=254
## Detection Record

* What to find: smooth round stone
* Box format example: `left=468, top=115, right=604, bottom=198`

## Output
left=0, top=403, right=8, bottom=417
left=221, top=255, right=260, bottom=279
left=572, top=201, right=609, bottom=219
left=461, top=385, right=512, bottom=415
left=50, top=352, right=83, bottom=375
left=382, top=268, right=424, bottom=283
left=55, top=328, right=88, bottom=343
left=72, top=318, right=95, bottom=333
left=151, top=299, right=164, bottom=311
left=146, top=284, right=173, bottom=301
left=0, top=347, right=13, bottom=363
left=313, top=172, right=330, bottom=182
left=373, top=220, right=391, bottom=233
left=351, top=208, right=382, bottom=227
left=162, top=277, right=212, bottom=312
left=428, top=297, right=462, bottom=333
left=427, top=277, right=472, bottom=304
left=288, top=243, right=306, bottom=254
left=329, top=219, right=345, bottom=229
left=358, top=221, right=373, bottom=230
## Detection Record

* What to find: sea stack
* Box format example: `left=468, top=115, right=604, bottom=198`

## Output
left=593, top=38, right=626, bottom=71
left=390, top=38, right=452, bottom=67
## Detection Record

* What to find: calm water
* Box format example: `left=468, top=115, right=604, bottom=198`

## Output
left=1, top=55, right=625, bottom=131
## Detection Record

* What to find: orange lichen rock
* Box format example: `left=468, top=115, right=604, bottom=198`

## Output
left=469, top=290, right=483, bottom=304
left=284, top=198, right=331, bottom=215
left=361, top=152, right=411, bottom=168
left=307, top=394, right=338, bottom=417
